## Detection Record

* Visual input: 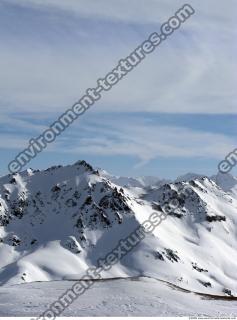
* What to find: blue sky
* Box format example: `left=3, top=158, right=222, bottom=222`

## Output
left=0, top=0, right=236, bottom=178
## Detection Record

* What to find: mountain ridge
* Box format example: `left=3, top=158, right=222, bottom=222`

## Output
left=0, top=160, right=237, bottom=297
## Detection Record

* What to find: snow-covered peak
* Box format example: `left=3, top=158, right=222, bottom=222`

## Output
left=175, top=172, right=206, bottom=183
left=211, top=172, right=237, bottom=193
left=98, top=170, right=170, bottom=188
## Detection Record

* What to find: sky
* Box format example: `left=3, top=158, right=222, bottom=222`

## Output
left=0, top=0, right=236, bottom=179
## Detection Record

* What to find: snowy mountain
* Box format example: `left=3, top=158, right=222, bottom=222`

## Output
left=211, top=172, right=237, bottom=194
left=98, top=169, right=170, bottom=188
left=0, top=161, right=237, bottom=298
left=176, top=172, right=237, bottom=193
left=175, top=172, right=206, bottom=183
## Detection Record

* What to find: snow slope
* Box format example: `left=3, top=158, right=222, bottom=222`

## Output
left=0, top=277, right=236, bottom=317
left=0, top=161, right=237, bottom=298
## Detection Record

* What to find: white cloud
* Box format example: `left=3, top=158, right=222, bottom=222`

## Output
left=0, top=0, right=236, bottom=114
left=0, top=134, right=29, bottom=150
left=4, top=0, right=236, bottom=27
left=56, top=118, right=236, bottom=166
left=2, top=114, right=235, bottom=168
left=0, top=114, right=47, bottom=133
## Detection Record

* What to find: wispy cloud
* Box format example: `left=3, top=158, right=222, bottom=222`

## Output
left=0, top=0, right=236, bottom=177
left=0, top=0, right=236, bottom=114
left=52, top=117, right=236, bottom=167
left=2, top=113, right=235, bottom=168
